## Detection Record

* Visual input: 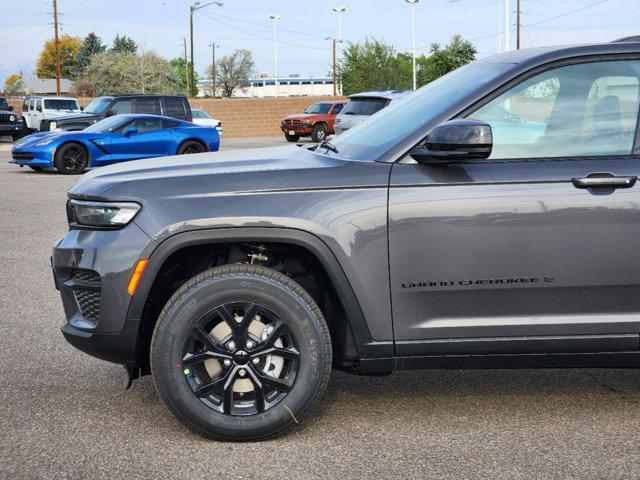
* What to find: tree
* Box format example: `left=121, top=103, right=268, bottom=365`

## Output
left=170, top=57, right=198, bottom=97
left=4, top=74, right=25, bottom=95
left=206, top=49, right=254, bottom=98
left=111, top=34, right=137, bottom=54
left=36, top=34, right=83, bottom=79
left=74, top=32, right=106, bottom=79
left=418, top=35, right=477, bottom=86
left=77, top=50, right=182, bottom=96
left=336, top=38, right=408, bottom=95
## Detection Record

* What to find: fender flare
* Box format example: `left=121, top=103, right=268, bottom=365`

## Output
left=126, top=227, right=392, bottom=360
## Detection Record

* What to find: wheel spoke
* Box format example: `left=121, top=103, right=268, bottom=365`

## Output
left=194, top=366, right=236, bottom=398
left=218, top=303, right=258, bottom=344
left=262, top=319, right=288, bottom=349
left=249, top=365, right=292, bottom=393
left=251, top=345, right=299, bottom=360
left=250, top=376, right=266, bottom=413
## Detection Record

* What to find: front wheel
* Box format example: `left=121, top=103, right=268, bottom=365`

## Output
left=54, top=143, right=88, bottom=175
left=311, top=124, right=327, bottom=143
left=151, top=264, right=332, bottom=441
left=178, top=140, right=206, bottom=155
left=284, top=133, right=300, bottom=142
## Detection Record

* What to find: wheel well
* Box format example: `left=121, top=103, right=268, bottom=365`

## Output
left=313, top=122, right=327, bottom=128
left=178, top=138, right=207, bottom=153
left=56, top=141, right=89, bottom=162
left=136, top=241, right=359, bottom=370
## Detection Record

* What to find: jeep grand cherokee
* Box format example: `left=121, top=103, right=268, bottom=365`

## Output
left=53, top=38, right=640, bottom=441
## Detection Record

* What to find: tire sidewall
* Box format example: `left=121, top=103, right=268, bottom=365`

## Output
left=55, top=143, right=88, bottom=174
left=178, top=141, right=205, bottom=155
left=152, top=270, right=330, bottom=440
left=311, top=124, right=327, bottom=142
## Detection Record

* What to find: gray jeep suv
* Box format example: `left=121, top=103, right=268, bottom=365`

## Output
left=53, top=38, right=640, bottom=441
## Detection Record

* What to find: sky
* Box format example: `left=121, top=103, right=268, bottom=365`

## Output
left=2, top=0, right=639, bottom=86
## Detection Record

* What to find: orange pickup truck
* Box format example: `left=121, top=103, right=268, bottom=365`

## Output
left=280, top=100, right=345, bottom=142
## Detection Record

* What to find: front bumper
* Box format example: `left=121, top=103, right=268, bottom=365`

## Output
left=0, top=124, right=22, bottom=134
left=10, top=147, right=55, bottom=167
left=52, top=222, right=152, bottom=364
left=281, top=125, right=313, bottom=136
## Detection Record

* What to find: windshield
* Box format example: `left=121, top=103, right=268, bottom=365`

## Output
left=84, top=115, right=131, bottom=133
left=304, top=103, right=332, bottom=114
left=83, top=97, right=111, bottom=115
left=44, top=99, right=79, bottom=110
left=193, top=110, right=211, bottom=119
left=342, top=97, right=388, bottom=116
left=331, top=62, right=514, bottom=161
left=0, top=98, right=9, bottom=110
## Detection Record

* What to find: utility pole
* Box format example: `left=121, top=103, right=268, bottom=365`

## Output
left=269, top=15, right=282, bottom=98
left=325, top=37, right=341, bottom=96
left=516, top=0, right=521, bottom=49
left=53, top=0, right=61, bottom=96
left=331, top=7, right=348, bottom=95
left=189, top=1, right=224, bottom=97
left=209, top=42, right=218, bottom=98
left=405, top=0, right=421, bottom=91
left=505, top=0, right=510, bottom=51
left=183, top=38, right=190, bottom=96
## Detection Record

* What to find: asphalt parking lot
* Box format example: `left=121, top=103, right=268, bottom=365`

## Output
left=1, top=136, right=640, bottom=479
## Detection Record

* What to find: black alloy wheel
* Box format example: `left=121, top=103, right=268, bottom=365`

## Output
left=54, top=143, right=88, bottom=175
left=178, top=140, right=206, bottom=155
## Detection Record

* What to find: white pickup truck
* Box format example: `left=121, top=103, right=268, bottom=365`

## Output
left=21, top=96, right=82, bottom=131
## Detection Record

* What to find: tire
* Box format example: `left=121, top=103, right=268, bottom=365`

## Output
left=151, top=264, right=332, bottom=441
left=28, top=166, right=43, bottom=172
left=311, top=124, right=327, bottom=143
left=54, top=143, right=88, bottom=175
left=284, top=133, right=300, bottom=142
left=178, top=140, right=206, bottom=155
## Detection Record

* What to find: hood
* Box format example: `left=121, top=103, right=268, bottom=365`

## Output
left=46, top=110, right=82, bottom=118
left=52, top=112, right=99, bottom=122
left=283, top=113, right=323, bottom=121
left=69, top=145, right=384, bottom=199
left=13, top=130, right=97, bottom=149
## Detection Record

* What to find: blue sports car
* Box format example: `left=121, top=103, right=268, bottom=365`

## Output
left=11, top=114, right=220, bottom=174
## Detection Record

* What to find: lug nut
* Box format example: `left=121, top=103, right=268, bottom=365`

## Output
left=252, top=357, right=260, bottom=365
left=246, top=340, right=255, bottom=349
left=227, top=340, right=236, bottom=351
left=223, top=359, right=232, bottom=367
left=238, top=369, right=246, bottom=377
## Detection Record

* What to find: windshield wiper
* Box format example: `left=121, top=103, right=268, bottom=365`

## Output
left=319, top=140, right=339, bottom=154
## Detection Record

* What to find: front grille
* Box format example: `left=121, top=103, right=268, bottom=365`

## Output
left=12, top=152, right=34, bottom=161
left=284, top=119, right=302, bottom=126
left=69, top=269, right=102, bottom=324
left=0, top=113, right=15, bottom=124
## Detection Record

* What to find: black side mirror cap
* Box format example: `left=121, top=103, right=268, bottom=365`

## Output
left=411, top=119, right=493, bottom=163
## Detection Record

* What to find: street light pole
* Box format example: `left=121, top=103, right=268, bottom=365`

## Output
left=209, top=42, right=219, bottom=98
left=331, top=7, right=348, bottom=95
left=269, top=14, right=282, bottom=98
left=189, top=1, right=223, bottom=97
left=405, top=0, right=421, bottom=91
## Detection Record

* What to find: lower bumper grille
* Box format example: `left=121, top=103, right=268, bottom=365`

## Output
left=12, top=152, right=34, bottom=161
left=64, top=269, right=102, bottom=325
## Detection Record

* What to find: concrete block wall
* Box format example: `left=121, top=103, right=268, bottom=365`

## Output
left=9, top=96, right=345, bottom=138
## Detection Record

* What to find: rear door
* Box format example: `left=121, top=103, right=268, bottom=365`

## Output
left=33, top=99, right=43, bottom=129
left=389, top=57, right=640, bottom=356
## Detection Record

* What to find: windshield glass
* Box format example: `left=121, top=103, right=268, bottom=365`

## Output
left=84, top=115, right=131, bottom=133
left=0, top=98, right=9, bottom=110
left=193, top=110, right=211, bottom=119
left=44, top=99, right=79, bottom=110
left=331, top=62, right=514, bottom=161
left=342, top=98, right=388, bottom=116
left=304, top=103, right=332, bottom=114
left=83, top=97, right=111, bottom=115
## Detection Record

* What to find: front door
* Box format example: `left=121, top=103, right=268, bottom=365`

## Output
left=389, top=58, right=640, bottom=356
left=109, top=117, right=171, bottom=162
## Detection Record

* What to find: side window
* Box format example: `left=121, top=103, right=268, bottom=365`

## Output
left=136, top=98, right=161, bottom=115
left=132, top=118, right=162, bottom=133
left=23, top=99, right=28, bottom=111
left=29, top=99, right=35, bottom=111
left=163, top=98, right=186, bottom=118
left=470, top=60, right=640, bottom=159
left=163, top=119, right=180, bottom=129
left=111, top=100, right=132, bottom=115
left=332, top=103, right=343, bottom=115
left=35, top=99, right=42, bottom=111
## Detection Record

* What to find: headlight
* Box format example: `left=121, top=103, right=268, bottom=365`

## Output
left=69, top=200, right=141, bottom=228
left=9, top=115, right=15, bottom=122
left=35, top=137, right=57, bottom=146
left=301, top=120, right=309, bottom=126
left=49, top=121, right=57, bottom=131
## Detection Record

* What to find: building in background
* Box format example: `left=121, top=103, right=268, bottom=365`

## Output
left=22, top=78, right=74, bottom=95
left=197, top=76, right=334, bottom=98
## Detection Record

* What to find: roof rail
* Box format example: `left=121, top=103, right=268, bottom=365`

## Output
left=613, top=36, right=640, bottom=43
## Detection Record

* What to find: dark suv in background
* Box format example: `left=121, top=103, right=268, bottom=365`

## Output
left=53, top=38, right=640, bottom=441
left=0, top=97, right=23, bottom=140
left=41, top=94, right=192, bottom=132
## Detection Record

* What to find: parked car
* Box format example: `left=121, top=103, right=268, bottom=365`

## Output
left=11, top=114, right=218, bottom=174
left=52, top=38, right=640, bottom=441
left=0, top=97, right=23, bottom=141
left=280, top=100, right=345, bottom=142
left=21, top=96, right=81, bottom=132
left=333, top=90, right=409, bottom=135
left=192, top=109, right=223, bottom=135
left=41, top=95, right=192, bottom=132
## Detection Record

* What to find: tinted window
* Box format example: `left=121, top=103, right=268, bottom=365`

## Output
left=44, top=99, right=79, bottom=110
left=163, top=98, right=186, bottom=117
left=304, top=103, right=332, bottom=114
left=470, top=60, right=640, bottom=158
left=136, top=98, right=161, bottom=115
left=0, top=98, right=8, bottom=110
left=111, top=100, right=132, bottom=114
left=84, top=97, right=111, bottom=114
left=163, top=119, right=180, bottom=129
left=84, top=116, right=131, bottom=133
left=331, top=103, right=343, bottom=114
left=132, top=117, right=162, bottom=132
left=22, top=98, right=29, bottom=110
left=29, top=99, right=35, bottom=110
left=35, top=99, right=42, bottom=110
left=342, top=98, right=388, bottom=116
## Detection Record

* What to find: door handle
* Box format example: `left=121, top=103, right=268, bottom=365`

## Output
left=572, top=175, right=637, bottom=189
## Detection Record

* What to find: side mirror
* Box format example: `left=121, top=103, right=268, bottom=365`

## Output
left=106, top=109, right=116, bottom=117
left=80, top=106, right=84, bottom=111
left=122, top=127, right=137, bottom=137
left=8, top=106, right=14, bottom=111
left=411, top=119, right=492, bottom=163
